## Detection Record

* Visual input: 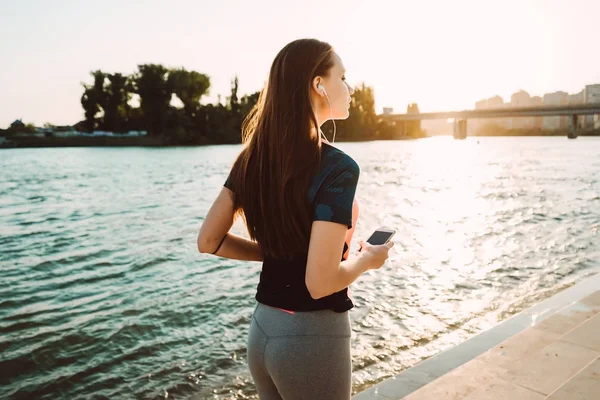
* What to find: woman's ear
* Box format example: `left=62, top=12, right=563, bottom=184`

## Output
left=312, top=77, right=324, bottom=97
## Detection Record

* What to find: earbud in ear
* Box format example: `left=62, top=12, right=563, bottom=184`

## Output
left=317, top=84, right=326, bottom=95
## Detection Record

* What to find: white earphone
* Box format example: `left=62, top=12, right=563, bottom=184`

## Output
left=317, top=84, right=336, bottom=144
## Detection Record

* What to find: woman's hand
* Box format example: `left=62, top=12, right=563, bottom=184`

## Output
left=356, top=240, right=395, bottom=271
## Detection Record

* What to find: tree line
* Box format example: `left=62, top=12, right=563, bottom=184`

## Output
left=77, top=64, right=421, bottom=144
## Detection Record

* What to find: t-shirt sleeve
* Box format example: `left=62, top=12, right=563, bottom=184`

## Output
left=312, top=160, right=360, bottom=228
left=223, top=172, right=234, bottom=192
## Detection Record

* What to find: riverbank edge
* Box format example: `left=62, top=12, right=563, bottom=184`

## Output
left=353, top=272, right=600, bottom=399
left=2, top=133, right=600, bottom=149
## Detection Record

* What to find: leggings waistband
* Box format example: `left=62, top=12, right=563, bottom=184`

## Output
left=252, top=302, right=351, bottom=338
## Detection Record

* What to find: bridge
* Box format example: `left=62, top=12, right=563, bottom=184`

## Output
left=380, top=103, right=600, bottom=139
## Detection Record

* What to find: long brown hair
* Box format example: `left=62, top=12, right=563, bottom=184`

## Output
left=227, top=39, right=335, bottom=260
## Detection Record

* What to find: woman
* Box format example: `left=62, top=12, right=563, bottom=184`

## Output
left=197, top=38, right=394, bottom=399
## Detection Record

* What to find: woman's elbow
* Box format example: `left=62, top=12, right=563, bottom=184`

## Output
left=197, top=234, right=212, bottom=254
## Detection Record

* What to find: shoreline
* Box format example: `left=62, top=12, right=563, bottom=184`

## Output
left=2, top=133, right=600, bottom=149
left=0, top=135, right=418, bottom=149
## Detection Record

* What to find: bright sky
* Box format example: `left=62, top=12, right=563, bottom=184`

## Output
left=1, top=0, right=599, bottom=127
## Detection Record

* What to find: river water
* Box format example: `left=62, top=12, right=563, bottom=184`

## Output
left=1, top=136, right=599, bottom=399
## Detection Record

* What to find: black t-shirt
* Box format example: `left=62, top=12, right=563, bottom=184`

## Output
left=224, top=142, right=360, bottom=312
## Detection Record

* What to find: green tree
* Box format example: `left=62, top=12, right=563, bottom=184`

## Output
left=92, top=70, right=109, bottom=127
left=80, top=70, right=107, bottom=132
left=406, top=103, right=424, bottom=138
left=103, top=73, right=131, bottom=133
left=169, top=68, right=210, bottom=117
left=330, top=83, right=378, bottom=141
left=132, top=64, right=172, bottom=136
left=227, top=76, right=240, bottom=114
left=202, top=103, right=232, bottom=142
left=80, top=87, right=99, bottom=132
left=240, top=91, right=260, bottom=115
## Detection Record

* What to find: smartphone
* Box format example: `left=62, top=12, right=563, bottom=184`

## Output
left=364, top=227, right=396, bottom=247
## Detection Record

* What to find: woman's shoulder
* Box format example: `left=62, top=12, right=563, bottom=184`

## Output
left=320, top=142, right=360, bottom=175
left=308, top=144, right=360, bottom=202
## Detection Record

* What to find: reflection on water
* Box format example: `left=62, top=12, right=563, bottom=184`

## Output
left=1, top=137, right=599, bottom=398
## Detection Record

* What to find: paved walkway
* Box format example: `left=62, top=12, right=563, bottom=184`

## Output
left=355, top=274, right=600, bottom=400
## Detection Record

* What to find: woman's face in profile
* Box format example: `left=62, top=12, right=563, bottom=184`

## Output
left=323, top=52, right=355, bottom=120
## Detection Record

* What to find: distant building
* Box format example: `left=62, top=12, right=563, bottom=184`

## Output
left=472, top=84, right=600, bottom=133
left=530, top=96, right=543, bottom=129
left=52, top=130, right=81, bottom=138
left=510, top=90, right=532, bottom=129
left=473, top=95, right=506, bottom=134
left=487, top=95, right=504, bottom=108
left=543, top=91, right=569, bottom=130
left=125, top=130, right=148, bottom=137
left=584, top=84, right=600, bottom=129
left=511, top=90, right=531, bottom=106
left=476, top=95, right=504, bottom=109
left=489, top=96, right=508, bottom=129
left=10, top=119, right=25, bottom=130
left=382, top=107, right=394, bottom=115
left=569, top=90, right=584, bottom=105
left=34, top=124, right=80, bottom=137
left=90, top=131, right=114, bottom=137
left=568, top=91, right=586, bottom=129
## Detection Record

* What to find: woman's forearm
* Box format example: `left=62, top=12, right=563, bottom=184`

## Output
left=311, top=256, right=368, bottom=299
left=211, top=233, right=263, bottom=262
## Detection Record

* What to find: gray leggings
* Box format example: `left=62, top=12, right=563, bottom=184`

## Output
left=247, top=302, right=352, bottom=399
